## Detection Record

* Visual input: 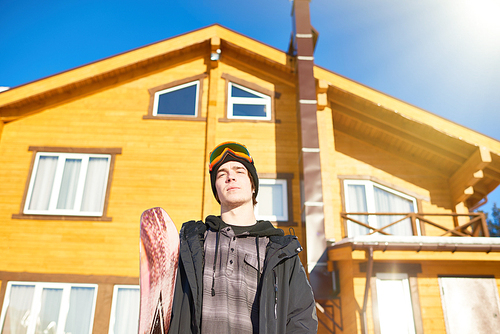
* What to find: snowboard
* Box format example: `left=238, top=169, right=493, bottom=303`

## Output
left=139, top=207, right=180, bottom=334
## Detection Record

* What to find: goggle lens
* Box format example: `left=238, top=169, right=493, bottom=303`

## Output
left=209, top=142, right=253, bottom=171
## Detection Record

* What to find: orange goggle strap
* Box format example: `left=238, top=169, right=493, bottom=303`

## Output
left=209, top=147, right=253, bottom=171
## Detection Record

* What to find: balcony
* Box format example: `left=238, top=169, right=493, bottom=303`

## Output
left=341, top=211, right=489, bottom=238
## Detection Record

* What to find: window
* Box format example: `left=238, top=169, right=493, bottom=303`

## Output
left=344, top=180, right=418, bottom=237
left=375, top=273, right=416, bottom=334
left=108, top=285, right=140, bottom=334
left=227, top=82, right=272, bottom=120
left=255, top=179, right=288, bottom=222
left=144, top=74, right=206, bottom=120
left=153, top=80, right=200, bottom=117
left=439, top=277, right=500, bottom=333
left=23, top=152, right=111, bottom=217
left=0, top=282, right=97, bottom=334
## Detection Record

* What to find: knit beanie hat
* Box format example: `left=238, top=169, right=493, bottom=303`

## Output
left=209, top=142, right=259, bottom=203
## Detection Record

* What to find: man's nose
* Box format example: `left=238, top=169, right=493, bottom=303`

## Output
left=226, top=171, right=236, bottom=181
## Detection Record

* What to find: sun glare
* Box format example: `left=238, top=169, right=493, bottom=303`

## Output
left=461, top=0, right=500, bottom=34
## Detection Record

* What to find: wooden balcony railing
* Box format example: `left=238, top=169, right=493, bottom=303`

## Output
left=340, top=212, right=489, bottom=238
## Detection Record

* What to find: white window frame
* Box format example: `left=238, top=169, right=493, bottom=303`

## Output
left=108, top=285, right=140, bottom=334
left=23, top=152, right=111, bottom=216
left=0, top=281, right=98, bottom=334
left=227, top=82, right=272, bottom=120
left=152, top=80, right=200, bottom=117
left=344, top=179, right=419, bottom=237
left=376, top=273, right=416, bottom=334
left=255, top=179, right=288, bottom=222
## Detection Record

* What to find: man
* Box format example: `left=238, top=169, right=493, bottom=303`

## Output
left=168, top=142, right=318, bottom=334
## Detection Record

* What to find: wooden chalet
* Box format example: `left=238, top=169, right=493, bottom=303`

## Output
left=1, top=1, right=500, bottom=333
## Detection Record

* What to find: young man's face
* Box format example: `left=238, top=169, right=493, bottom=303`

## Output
left=215, top=161, right=254, bottom=208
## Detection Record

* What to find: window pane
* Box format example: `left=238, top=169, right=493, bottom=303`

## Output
left=232, top=104, right=267, bottom=118
left=24, top=153, right=111, bottom=216
left=56, top=159, right=82, bottom=210
left=64, top=287, right=95, bottom=334
left=1, top=284, right=35, bottom=334
left=376, top=276, right=416, bottom=334
left=347, top=184, right=369, bottom=236
left=81, top=157, right=109, bottom=212
left=439, top=277, right=500, bottom=333
left=157, top=84, right=197, bottom=116
left=231, top=85, right=261, bottom=98
left=111, top=287, right=140, bottom=334
left=28, top=156, right=58, bottom=210
left=374, top=186, right=414, bottom=236
left=35, top=288, right=63, bottom=334
left=259, top=184, right=284, bottom=217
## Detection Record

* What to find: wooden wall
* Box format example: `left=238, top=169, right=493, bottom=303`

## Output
left=0, top=50, right=303, bottom=278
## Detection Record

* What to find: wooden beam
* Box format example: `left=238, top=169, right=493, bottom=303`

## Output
left=328, top=86, right=471, bottom=160
left=210, top=36, right=221, bottom=68
left=334, top=126, right=450, bottom=177
left=331, top=102, right=464, bottom=165
left=449, top=147, right=491, bottom=205
left=484, top=167, right=500, bottom=182
left=317, top=79, right=328, bottom=110
left=202, top=51, right=221, bottom=219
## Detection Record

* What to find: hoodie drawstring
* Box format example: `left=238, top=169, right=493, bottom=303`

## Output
left=256, top=236, right=261, bottom=284
left=211, top=226, right=220, bottom=296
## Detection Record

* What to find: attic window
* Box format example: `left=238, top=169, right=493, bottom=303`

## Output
left=220, top=73, right=276, bottom=123
left=153, top=81, right=199, bottom=117
left=228, top=82, right=271, bottom=120
left=144, top=74, right=206, bottom=121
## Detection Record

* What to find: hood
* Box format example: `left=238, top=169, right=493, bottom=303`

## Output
left=205, top=215, right=284, bottom=237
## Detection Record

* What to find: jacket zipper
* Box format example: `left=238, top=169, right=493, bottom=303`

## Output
left=273, top=269, right=278, bottom=319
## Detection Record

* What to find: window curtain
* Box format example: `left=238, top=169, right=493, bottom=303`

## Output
left=347, top=184, right=369, bottom=236
left=56, top=159, right=82, bottom=210
left=81, top=157, right=109, bottom=212
left=1, top=284, right=35, bottom=334
left=64, top=287, right=95, bottom=334
left=439, top=277, right=500, bottom=333
left=34, top=288, right=63, bottom=334
left=112, top=288, right=140, bottom=334
left=28, top=156, right=58, bottom=210
left=376, top=276, right=416, bottom=334
left=374, top=186, right=414, bottom=236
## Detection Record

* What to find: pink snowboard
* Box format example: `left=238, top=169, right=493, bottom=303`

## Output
left=139, top=207, right=179, bottom=334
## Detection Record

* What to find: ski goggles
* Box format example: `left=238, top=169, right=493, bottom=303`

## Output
left=209, top=142, right=253, bottom=171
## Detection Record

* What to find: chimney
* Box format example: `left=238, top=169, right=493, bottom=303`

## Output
left=291, top=0, right=332, bottom=299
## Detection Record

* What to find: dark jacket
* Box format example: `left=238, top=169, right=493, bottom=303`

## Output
left=168, top=216, right=318, bottom=334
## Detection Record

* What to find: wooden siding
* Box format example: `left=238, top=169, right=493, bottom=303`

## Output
left=0, top=50, right=304, bottom=278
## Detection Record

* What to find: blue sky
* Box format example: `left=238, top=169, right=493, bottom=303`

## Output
left=1, top=0, right=499, bottom=216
